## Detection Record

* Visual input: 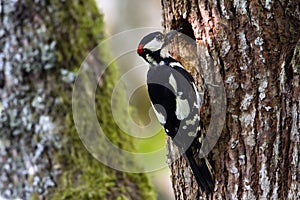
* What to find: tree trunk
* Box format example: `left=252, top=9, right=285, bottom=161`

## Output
left=0, top=1, right=155, bottom=199
left=161, top=0, right=300, bottom=199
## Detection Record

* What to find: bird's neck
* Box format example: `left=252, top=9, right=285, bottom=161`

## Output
left=144, top=49, right=172, bottom=66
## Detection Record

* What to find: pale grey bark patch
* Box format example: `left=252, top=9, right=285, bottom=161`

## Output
left=0, top=1, right=62, bottom=199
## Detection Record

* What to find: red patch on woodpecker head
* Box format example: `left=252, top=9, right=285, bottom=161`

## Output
left=137, top=44, right=144, bottom=55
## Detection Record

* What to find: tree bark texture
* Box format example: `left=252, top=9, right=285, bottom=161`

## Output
left=0, top=1, right=155, bottom=199
left=161, top=0, right=300, bottom=199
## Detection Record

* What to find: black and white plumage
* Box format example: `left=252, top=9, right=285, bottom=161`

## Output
left=137, top=30, right=214, bottom=193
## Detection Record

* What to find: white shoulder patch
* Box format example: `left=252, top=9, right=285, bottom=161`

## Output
left=169, top=74, right=177, bottom=92
left=175, top=97, right=190, bottom=120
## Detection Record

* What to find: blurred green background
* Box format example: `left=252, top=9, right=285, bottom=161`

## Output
left=96, top=1, right=174, bottom=199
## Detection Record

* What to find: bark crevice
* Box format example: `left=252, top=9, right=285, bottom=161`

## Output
left=162, top=0, right=300, bottom=199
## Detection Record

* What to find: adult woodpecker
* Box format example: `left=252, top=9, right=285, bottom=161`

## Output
left=137, top=29, right=214, bottom=193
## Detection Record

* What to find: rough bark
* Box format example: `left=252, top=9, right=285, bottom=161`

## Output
left=0, top=0, right=155, bottom=199
left=161, top=0, right=300, bottom=199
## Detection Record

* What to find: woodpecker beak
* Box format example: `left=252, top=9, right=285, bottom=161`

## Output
left=137, top=44, right=144, bottom=55
left=165, top=30, right=178, bottom=41
left=162, top=27, right=183, bottom=48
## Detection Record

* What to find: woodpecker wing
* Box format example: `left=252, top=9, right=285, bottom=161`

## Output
left=147, top=62, right=200, bottom=151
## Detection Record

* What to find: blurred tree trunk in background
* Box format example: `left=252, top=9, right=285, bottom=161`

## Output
left=0, top=0, right=155, bottom=199
left=161, top=0, right=299, bottom=199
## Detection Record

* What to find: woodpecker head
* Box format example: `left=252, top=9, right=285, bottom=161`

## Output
left=137, top=29, right=181, bottom=65
left=137, top=32, right=164, bottom=56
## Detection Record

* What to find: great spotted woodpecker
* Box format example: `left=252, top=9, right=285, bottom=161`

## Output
left=137, top=30, right=214, bottom=193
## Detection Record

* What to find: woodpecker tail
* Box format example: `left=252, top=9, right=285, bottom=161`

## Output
left=184, top=148, right=214, bottom=193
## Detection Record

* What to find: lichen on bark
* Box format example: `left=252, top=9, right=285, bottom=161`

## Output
left=0, top=0, right=155, bottom=199
left=161, top=0, right=300, bottom=199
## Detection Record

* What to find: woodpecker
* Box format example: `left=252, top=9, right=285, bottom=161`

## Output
left=137, top=30, right=214, bottom=193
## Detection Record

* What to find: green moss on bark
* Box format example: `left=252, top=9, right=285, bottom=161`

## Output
left=44, top=0, right=155, bottom=199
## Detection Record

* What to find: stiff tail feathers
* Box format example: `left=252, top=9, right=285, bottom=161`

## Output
left=185, top=148, right=214, bottom=193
